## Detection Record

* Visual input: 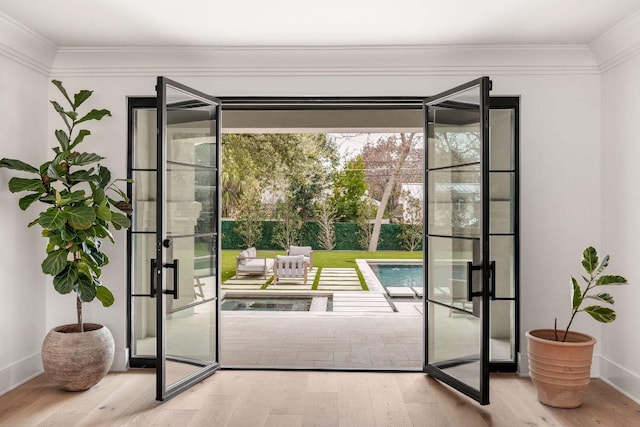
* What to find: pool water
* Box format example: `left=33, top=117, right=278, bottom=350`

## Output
left=221, top=298, right=313, bottom=311
left=370, top=264, right=423, bottom=288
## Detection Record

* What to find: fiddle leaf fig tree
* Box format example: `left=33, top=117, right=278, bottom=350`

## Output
left=555, top=246, right=629, bottom=342
left=0, top=80, right=132, bottom=332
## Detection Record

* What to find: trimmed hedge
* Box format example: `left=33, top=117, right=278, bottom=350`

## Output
left=221, top=220, right=420, bottom=250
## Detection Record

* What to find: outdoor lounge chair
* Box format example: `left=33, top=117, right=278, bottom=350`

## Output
left=235, top=247, right=275, bottom=277
left=286, top=245, right=313, bottom=270
left=273, top=255, right=308, bottom=285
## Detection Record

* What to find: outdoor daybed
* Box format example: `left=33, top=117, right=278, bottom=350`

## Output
left=235, top=247, right=274, bottom=277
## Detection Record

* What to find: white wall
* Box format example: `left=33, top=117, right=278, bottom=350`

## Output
left=598, top=14, right=640, bottom=402
left=48, top=45, right=603, bottom=378
left=0, top=54, right=49, bottom=395
left=4, top=11, right=638, bottom=401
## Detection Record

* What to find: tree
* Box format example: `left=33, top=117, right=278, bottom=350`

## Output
left=272, top=195, right=303, bottom=250
left=399, top=191, right=423, bottom=251
left=234, top=181, right=265, bottom=248
left=357, top=201, right=378, bottom=250
left=331, top=155, right=368, bottom=221
left=362, top=134, right=423, bottom=219
left=315, top=197, right=336, bottom=251
left=222, top=133, right=337, bottom=218
left=364, top=133, right=422, bottom=251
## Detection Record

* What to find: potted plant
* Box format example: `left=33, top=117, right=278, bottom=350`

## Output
left=526, top=246, right=628, bottom=408
left=0, top=80, right=131, bottom=391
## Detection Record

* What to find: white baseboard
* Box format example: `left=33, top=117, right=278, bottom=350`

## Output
left=111, top=347, right=129, bottom=372
left=0, top=352, right=43, bottom=396
left=599, top=356, right=640, bottom=404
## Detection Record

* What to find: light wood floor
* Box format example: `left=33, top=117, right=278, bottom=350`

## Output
left=0, top=370, right=639, bottom=426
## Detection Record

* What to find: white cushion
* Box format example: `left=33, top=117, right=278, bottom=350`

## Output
left=247, top=247, right=257, bottom=257
left=288, top=245, right=311, bottom=256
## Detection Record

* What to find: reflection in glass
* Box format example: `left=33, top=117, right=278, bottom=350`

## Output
left=489, top=172, right=514, bottom=234
left=489, top=109, right=514, bottom=171
left=428, top=302, right=481, bottom=389
left=490, top=236, right=515, bottom=298
left=133, top=108, right=157, bottom=169
left=490, top=300, right=515, bottom=361
left=132, top=170, right=157, bottom=232
left=132, top=296, right=156, bottom=358
left=427, top=165, right=481, bottom=238
left=160, top=83, right=219, bottom=394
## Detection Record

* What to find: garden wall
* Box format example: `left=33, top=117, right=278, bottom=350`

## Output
left=221, top=220, right=418, bottom=251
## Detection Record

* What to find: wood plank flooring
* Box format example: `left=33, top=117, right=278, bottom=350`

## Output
left=0, top=371, right=639, bottom=426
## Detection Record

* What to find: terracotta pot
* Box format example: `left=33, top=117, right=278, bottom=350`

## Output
left=41, top=323, right=114, bottom=391
left=526, top=329, right=596, bottom=408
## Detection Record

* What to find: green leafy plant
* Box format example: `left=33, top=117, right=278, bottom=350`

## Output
left=0, top=80, right=131, bottom=332
left=555, top=246, right=628, bottom=342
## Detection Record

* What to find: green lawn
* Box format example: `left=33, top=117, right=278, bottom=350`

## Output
left=220, top=249, right=422, bottom=283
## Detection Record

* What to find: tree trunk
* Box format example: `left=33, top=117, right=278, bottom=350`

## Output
left=368, top=134, right=415, bottom=252
left=77, top=295, right=84, bottom=332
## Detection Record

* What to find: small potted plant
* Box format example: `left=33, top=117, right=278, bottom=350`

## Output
left=526, top=246, right=628, bottom=408
left=0, top=80, right=131, bottom=391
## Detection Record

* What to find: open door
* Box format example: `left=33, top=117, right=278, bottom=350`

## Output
left=423, top=77, right=492, bottom=405
left=155, top=77, right=221, bottom=401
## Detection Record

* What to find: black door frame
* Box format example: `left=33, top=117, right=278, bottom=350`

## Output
left=126, top=94, right=520, bottom=384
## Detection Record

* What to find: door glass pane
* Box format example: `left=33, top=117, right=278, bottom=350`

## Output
left=133, top=107, right=157, bottom=169
left=427, top=302, right=480, bottom=389
left=489, top=172, right=514, bottom=234
left=428, top=165, right=480, bottom=238
left=132, top=296, right=156, bottom=358
left=425, top=77, right=490, bottom=405
left=161, top=81, right=219, bottom=396
left=490, top=300, right=515, bottom=361
left=489, top=109, right=514, bottom=171
left=490, top=236, right=515, bottom=298
left=132, top=170, right=157, bottom=232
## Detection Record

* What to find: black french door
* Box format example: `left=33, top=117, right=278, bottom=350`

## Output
left=423, top=77, right=492, bottom=405
left=155, top=77, right=221, bottom=401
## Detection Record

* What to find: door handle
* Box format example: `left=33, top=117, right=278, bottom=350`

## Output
left=163, top=259, right=179, bottom=300
left=466, top=261, right=483, bottom=302
left=489, top=260, right=496, bottom=300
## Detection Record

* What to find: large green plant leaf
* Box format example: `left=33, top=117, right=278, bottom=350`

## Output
left=76, top=274, right=97, bottom=302
left=0, top=158, right=39, bottom=173
left=55, top=129, right=70, bottom=151
left=596, top=275, right=628, bottom=286
left=51, top=80, right=73, bottom=106
left=18, top=193, right=42, bottom=210
left=64, top=204, right=96, bottom=230
left=586, top=293, right=615, bottom=305
left=582, top=246, right=598, bottom=274
left=41, top=249, right=69, bottom=276
left=571, top=277, right=582, bottom=311
left=8, top=177, right=44, bottom=193
left=96, top=203, right=112, bottom=221
left=70, top=129, right=91, bottom=150
left=98, top=166, right=111, bottom=188
left=110, top=211, right=131, bottom=230
left=73, top=90, right=92, bottom=109
left=583, top=305, right=616, bottom=323
left=96, top=285, right=114, bottom=307
left=68, top=152, right=104, bottom=167
left=58, top=190, right=86, bottom=206
left=49, top=100, right=71, bottom=131
left=39, top=208, right=66, bottom=229
left=92, top=186, right=105, bottom=204
left=53, top=263, right=77, bottom=294
left=76, top=108, right=111, bottom=124
left=68, top=169, right=99, bottom=184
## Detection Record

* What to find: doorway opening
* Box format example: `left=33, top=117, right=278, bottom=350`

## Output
left=126, top=87, right=518, bottom=402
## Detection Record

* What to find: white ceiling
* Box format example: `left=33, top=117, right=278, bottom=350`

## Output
left=1, top=0, right=639, bottom=48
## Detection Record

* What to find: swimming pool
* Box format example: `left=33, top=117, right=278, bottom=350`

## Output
left=369, top=264, right=423, bottom=288
left=222, top=298, right=313, bottom=311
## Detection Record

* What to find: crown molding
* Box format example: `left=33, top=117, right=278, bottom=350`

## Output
left=591, top=10, right=640, bottom=72
left=0, top=12, right=57, bottom=75
left=50, top=44, right=599, bottom=78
